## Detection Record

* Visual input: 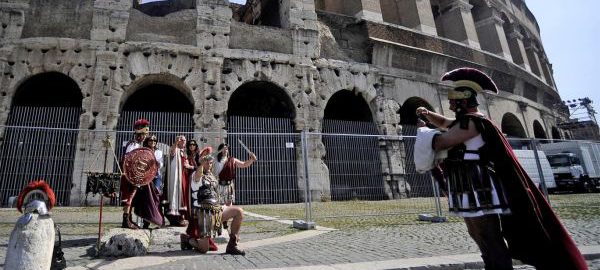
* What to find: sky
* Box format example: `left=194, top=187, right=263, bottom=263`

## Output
left=142, top=0, right=598, bottom=119
left=526, top=1, right=600, bottom=120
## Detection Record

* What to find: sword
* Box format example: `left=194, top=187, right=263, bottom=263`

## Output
left=237, top=139, right=257, bottom=160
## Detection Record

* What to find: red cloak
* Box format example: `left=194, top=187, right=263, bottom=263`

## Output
left=479, top=116, right=587, bottom=270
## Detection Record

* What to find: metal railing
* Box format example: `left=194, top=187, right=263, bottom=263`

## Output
left=1, top=125, right=599, bottom=225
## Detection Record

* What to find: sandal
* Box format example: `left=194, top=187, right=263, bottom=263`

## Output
left=180, top=234, right=192, bottom=250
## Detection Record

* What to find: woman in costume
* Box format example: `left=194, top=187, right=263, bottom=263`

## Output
left=214, top=143, right=256, bottom=206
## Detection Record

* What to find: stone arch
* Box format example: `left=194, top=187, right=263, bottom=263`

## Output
left=533, top=120, right=547, bottom=139
left=121, top=73, right=194, bottom=112
left=1, top=72, right=83, bottom=207
left=116, top=75, right=195, bottom=157
left=322, top=89, right=386, bottom=201
left=399, top=97, right=434, bottom=127
left=324, top=90, right=373, bottom=122
left=11, top=72, right=83, bottom=108
left=226, top=80, right=299, bottom=204
left=133, top=0, right=196, bottom=17
left=236, top=0, right=283, bottom=28
left=551, top=126, right=561, bottom=140
left=227, top=81, right=296, bottom=119
left=501, top=112, right=527, bottom=138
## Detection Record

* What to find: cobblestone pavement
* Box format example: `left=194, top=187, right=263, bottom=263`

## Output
left=136, top=219, right=600, bottom=270
left=1, top=211, right=600, bottom=270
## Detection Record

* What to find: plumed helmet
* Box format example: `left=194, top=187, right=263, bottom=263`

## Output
left=441, top=68, right=498, bottom=100
left=199, top=146, right=213, bottom=158
left=133, top=118, right=150, bottom=134
left=16, top=180, right=56, bottom=213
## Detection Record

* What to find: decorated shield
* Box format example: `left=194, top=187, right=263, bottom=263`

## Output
left=123, top=147, right=158, bottom=186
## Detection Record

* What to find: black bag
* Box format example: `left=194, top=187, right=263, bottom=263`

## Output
left=51, top=225, right=66, bottom=270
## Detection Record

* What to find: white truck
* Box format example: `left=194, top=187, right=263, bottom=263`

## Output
left=513, top=150, right=556, bottom=191
left=540, top=141, right=600, bottom=192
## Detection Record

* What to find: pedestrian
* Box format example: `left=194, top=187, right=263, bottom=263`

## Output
left=166, top=135, right=194, bottom=226
left=214, top=143, right=257, bottom=206
left=416, top=67, right=586, bottom=270
left=119, top=119, right=150, bottom=229
left=186, top=139, right=201, bottom=173
left=128, top=135, right=165, bottom=229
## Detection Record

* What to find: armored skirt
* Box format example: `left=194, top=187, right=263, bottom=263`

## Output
left=444, top=159, right=511, bottom=217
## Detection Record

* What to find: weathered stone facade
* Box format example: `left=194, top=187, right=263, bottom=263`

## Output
left=0, top=0, right=566, bottom=205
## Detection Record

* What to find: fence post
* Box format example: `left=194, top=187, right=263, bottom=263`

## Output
left=293, top=130, right=316, bottom=230
left=531, top=138, right=550, bottom=201
left=427, top=173, right=446, bottom=223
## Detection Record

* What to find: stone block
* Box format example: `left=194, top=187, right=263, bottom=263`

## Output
left=4, top=214, right=55, bottom=270
left=99, top=228, right=151, bottom=257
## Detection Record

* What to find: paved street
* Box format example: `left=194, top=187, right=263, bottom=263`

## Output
left=2, top=208, right=600, bottom=270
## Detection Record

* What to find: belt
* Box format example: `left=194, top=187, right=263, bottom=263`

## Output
left=219, top=180, right=232, bottom=186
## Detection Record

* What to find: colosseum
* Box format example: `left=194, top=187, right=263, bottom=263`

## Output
left=0, top=0, right=567, bottom=206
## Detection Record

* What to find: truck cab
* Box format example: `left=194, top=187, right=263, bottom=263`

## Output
left=547, top=153, right=588, bottom=191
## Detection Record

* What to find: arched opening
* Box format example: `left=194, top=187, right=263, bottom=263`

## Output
left=226, top=81, right=298, bottom=204
left=399, top=97, right=434, bottom=134
left=228, top=81, right=295, bottom=119
left=501, top=113, right=527, bottom=149
left=1, top=72, right=82, bottom=207
left=502, top=13, right=520, bottom=63
left=322, top=90, right=385, bottom=201
left=501, top=113, right=527, bottom=138
left=551, top=126, right=561, bottom=140
left=115, top=83, right=194, bottom=205
left=533, top=120, right=547, bottom=141
left=399, top=97, right=435, bottom=197
left=324, top=90, right=373, bottom=122
left=430, top=0, right=445, bottom=38
left=117, top=84, right=194, bottom=152
left=236, top=0, right=282, bottom=28
left=133, top=0, right=196, bottom=17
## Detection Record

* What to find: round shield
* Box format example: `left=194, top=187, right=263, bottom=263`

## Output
left=123, top=147, right=158, bottom=187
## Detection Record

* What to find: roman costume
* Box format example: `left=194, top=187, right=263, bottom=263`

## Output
left=426, top=68, right=586, bottom=270
left=119, top=118, right=150, bottom=229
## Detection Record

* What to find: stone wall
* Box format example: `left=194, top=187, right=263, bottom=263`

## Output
left=0, top=0, right=566, bottom=205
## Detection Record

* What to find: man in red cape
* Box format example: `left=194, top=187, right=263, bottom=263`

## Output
left=417, top=67, right=586, bottom=270
left=120, top=119, right=150, bottom=229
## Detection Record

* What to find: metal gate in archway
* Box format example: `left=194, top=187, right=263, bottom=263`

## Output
left=227, top=116, right=300, bottom=205
left=115, top=111, right=195, bottom=158
left=401, top=125, right=434, bottom=197
left=0, top=106, right=81, bottom=207
left=110, top=111, right=194, bottom=204
left=322, top=119, right=387, bottom=201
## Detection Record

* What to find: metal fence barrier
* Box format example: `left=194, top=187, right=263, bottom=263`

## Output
left=1, top=125, right=599, bottom=225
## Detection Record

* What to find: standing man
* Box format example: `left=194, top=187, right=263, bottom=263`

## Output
left=214, top=143, right=257, bottom=206
left=416, top=67, right=586, bottom=270
left=166, top=135, right=194, bottom=226
left=120, top=119, right=150, bottom=229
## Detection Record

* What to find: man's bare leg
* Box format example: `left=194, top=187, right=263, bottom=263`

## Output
left=222, top=206, right=245, bottom=255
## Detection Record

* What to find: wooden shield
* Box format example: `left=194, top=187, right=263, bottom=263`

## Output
left=123, top=147, right=158, bottom=187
